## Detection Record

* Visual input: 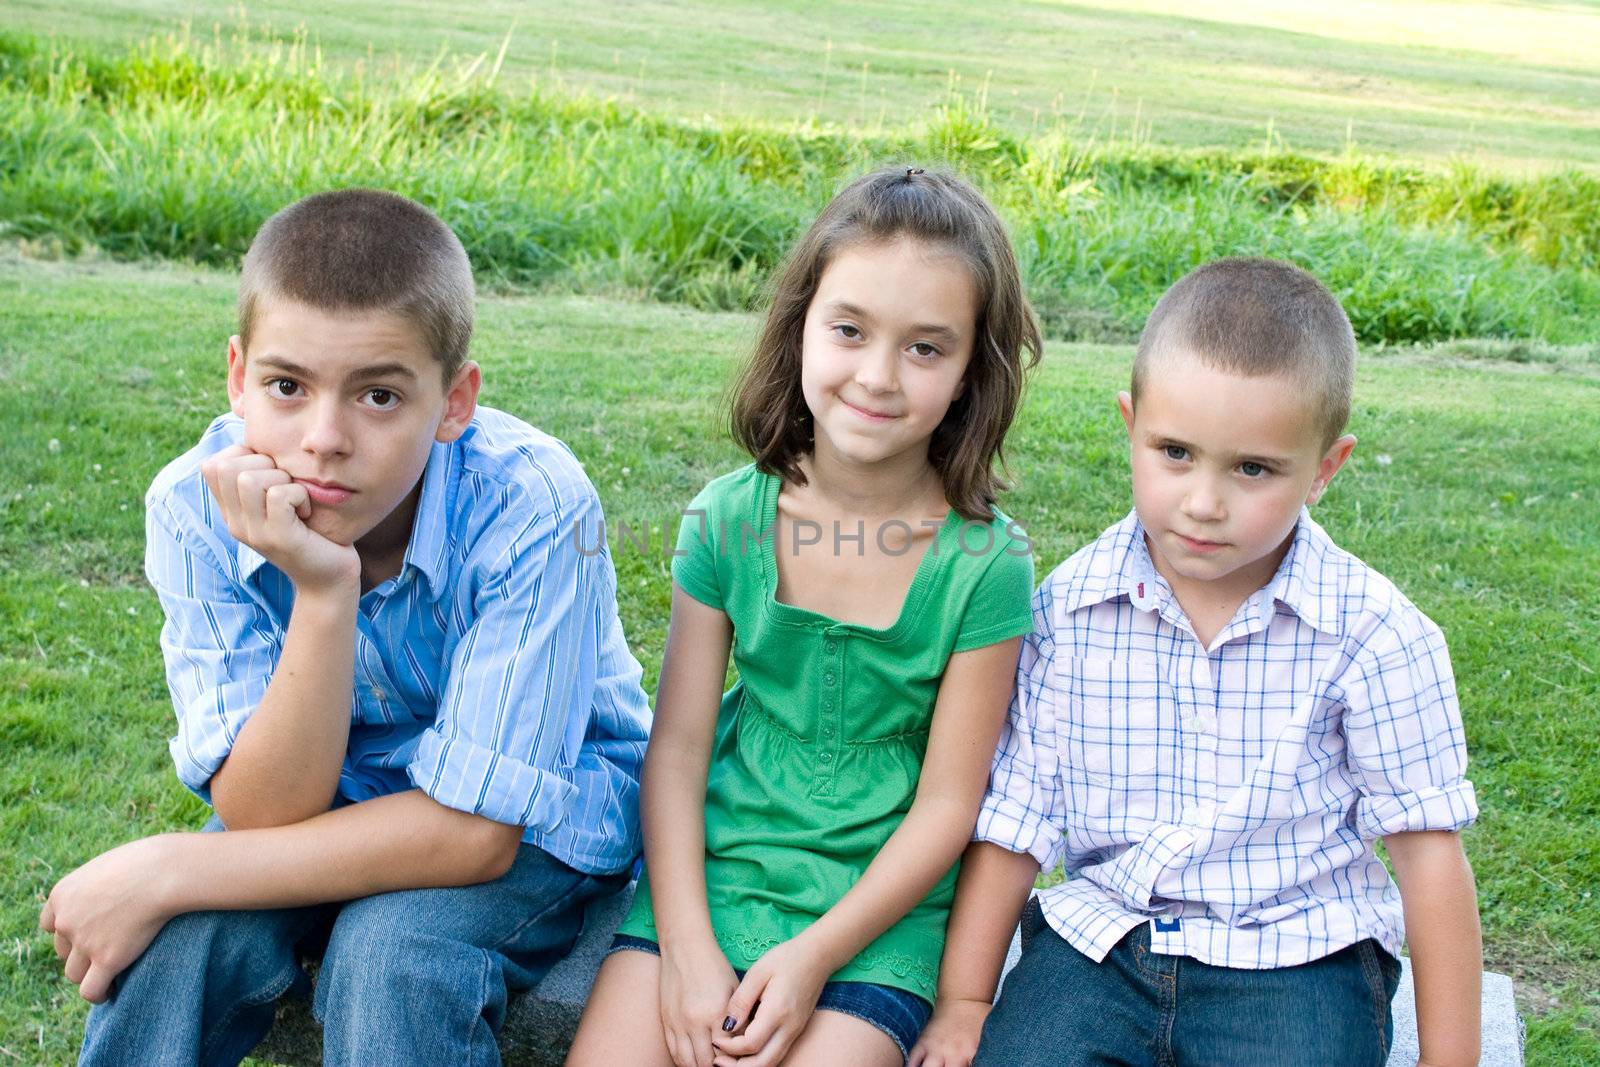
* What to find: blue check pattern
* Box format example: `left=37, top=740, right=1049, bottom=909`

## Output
left=144, top=407, right=651, bottom=874
left=975, top=509, right=1477, bottom=967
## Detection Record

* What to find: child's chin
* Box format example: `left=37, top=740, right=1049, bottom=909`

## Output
left=306, top=511, right=359, bottom=546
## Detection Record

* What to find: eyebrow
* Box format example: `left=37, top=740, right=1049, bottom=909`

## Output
left=821, top=300, right=962, bottom=341
left=252, top=356, right=420, bottom=385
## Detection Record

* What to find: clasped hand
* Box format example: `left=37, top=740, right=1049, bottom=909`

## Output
left=661, top=935, right=831, bottom=1067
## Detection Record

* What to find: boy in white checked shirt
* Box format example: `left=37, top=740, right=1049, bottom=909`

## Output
left=910, top=258, right=1482, bottom=1067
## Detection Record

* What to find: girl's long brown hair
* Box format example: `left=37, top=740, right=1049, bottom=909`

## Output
left=730, top=166, right=1042, bottom=521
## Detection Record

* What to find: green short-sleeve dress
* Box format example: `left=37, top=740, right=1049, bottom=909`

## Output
left=616, top=465, right=1034, bottom=1000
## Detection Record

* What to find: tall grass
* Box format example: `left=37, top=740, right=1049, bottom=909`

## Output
left=2, top=30, right=1597, bottom=345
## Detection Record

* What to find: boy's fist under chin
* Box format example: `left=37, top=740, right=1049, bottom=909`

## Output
left=201, top=445, right=360, bottom=593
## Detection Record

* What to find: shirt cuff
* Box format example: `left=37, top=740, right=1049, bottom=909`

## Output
left=974, top=795, right=1064, bottom=871
left=1355, top=780, right=1479, bottom=839
left=407, top=729, right=577, bottom=831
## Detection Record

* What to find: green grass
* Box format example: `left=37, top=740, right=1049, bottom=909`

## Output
left=2, top=254, right=1597, bottom=1063
left=4, top=31, right=1599, bottom=350
left=2, top=0, right=1598, bottom=171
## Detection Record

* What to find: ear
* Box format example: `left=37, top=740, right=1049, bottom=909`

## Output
left=435, top=361, right=481, bottom=444
left=1117, top=391, right=1135, bottom=438
left=1306, top=434, right=1357, bottom=506
left=226, top=336, right=247, bottom=416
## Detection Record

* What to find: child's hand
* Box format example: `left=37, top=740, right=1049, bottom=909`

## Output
left=711, top=935, right=831, bottom=1067
left=201, top=444, right=360, bottom=594
left=38, top=835, right=182, bottom=1003
left=659, top=936, right=741, bottom=1067
left=909, top=996, right=991, bottom=1067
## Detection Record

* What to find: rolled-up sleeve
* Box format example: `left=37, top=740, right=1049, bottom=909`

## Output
left=146, top=495, right=281, bottom=801
left=1343, top=610, right=1478, bottom=839
left=974, top=582, right=1066, bottom=870
left=407, top=486, right=602, bottom=831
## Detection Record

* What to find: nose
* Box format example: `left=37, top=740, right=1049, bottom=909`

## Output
left=854, top=343, right=899, bottom=395
left=1181, top=474, right=1226, bottom=523
left=301, top=398, right=352, bottom=458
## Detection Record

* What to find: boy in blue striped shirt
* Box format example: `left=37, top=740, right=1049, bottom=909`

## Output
left=913, top=259, right=1482, bottom=1067
left=40, top=189, right=651, bottom=1065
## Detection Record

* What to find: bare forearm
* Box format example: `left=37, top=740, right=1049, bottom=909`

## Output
left=936, top=841, right=1040, bottom=1003
left=210, top=584, right=358, bottom=829
left=801, top=795, right=982, bottom=973
left=152, top=790, right=521, bottom=914
left=640, top=737, right=716, bottom=946
left=1389, top=832, right=1482, bottom=1067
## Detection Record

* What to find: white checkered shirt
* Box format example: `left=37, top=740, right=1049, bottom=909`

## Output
left=975, top=509, right=1477, bottom=968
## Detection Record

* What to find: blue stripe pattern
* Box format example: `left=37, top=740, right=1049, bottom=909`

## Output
left=975, top=509, right=1477, bottom=968
left=144, top=408, right=651, bottom=875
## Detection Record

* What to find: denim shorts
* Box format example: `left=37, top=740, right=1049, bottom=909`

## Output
left=608, top=933, right=932, bottom=1063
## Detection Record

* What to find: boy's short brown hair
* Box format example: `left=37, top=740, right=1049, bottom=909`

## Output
left=1132, top=257, right=1356, bottom=446
left=238, top=189, right=474, bottom=383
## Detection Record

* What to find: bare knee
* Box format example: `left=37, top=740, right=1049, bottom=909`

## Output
left=566, top=949, right=674, bottom=1067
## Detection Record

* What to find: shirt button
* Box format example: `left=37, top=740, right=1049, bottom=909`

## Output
left=369, top=686, right=384, bottom=700
left=824, top=673, right=835, bottom=686
left=823, top=725, right=835, bottom=737
left=820, top=752, right=833, bottom=762
left=824, top=640, right=838, bottom=654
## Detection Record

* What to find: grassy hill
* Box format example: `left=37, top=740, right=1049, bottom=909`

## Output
left=2, top=0, right=1598, bottom=170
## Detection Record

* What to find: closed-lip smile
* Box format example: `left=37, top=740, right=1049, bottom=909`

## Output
left=842, top=398, right=897, bottom=421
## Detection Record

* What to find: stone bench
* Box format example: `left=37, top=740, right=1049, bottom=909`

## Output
left=259, top=884, right=1524, bottom=1066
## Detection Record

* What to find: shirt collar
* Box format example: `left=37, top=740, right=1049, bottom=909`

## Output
left=1057, top=508, right=1342, bottom=636
left=234, top=437, right=458, bottom=599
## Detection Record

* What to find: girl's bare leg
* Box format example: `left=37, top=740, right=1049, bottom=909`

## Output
left=565, top=949, right=676, bottom=1067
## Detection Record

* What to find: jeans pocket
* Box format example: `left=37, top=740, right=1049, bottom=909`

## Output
left=1356, top=939, right=1401, bottom=1061
left=1018, top=896, right=1046, bottom=954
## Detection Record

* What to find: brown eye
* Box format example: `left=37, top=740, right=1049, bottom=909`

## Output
left=269, top=379, right=300, bottom=398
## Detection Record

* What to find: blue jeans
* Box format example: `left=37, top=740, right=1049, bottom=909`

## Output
left=80, top=817, right=626, bottom=1067
left=975, top=900, right=1402, bottom=1067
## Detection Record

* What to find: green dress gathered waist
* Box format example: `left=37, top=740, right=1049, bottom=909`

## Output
left=616, top=465, right=1034, bottom=1000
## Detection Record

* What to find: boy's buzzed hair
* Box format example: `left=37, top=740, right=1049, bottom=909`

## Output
left=1133, top=257, right=1356, bottom=446
left=238, top=189, right=474, bottom=382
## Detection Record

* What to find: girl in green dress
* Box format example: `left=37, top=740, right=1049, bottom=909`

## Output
left=568, top=166, right=1042, bottom=1067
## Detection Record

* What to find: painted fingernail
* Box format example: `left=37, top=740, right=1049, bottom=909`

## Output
left=722, top=1016, right=737, bottom=1032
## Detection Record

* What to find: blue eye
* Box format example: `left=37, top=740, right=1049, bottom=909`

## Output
left=1163, top=445, right=1188, bottom=462
left=1240, top=461, right=1267, bottom=477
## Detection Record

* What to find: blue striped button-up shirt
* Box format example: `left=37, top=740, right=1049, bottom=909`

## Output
left=144, top=407, right=651, bottom=874
left=975, top=510, right=1477, bottom=967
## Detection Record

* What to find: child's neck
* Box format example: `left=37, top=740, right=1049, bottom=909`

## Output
left=803, top=442, right=946, bottom=522
left=354, top=480, right=422, bottom=593
left=1147, top=534, right=1291, bottom=650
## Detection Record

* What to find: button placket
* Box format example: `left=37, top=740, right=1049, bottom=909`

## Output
left=818, top=630, right=844, bottom=773
left=1190, top=654, right=1218, bottom=803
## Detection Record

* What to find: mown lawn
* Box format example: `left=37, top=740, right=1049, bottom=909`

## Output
left=1, top=254, right=1596, bottom=1063
left=3, top=0, right=1598, bottom=170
